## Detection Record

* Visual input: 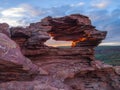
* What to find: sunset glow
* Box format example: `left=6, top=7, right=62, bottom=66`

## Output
left=72, top=37, right=87, bottom=47
left=44, top=37, right=72, bottom=47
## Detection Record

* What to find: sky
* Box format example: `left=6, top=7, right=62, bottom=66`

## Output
left=0, top=0, right=120, bottom=46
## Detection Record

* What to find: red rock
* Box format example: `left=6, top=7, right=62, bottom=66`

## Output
left=41, top=14, right=107, bottom=48
left=0, top=23, right=10, bottom=37
left=0, top=14, right=119, bottom=90
left=114, top=66, right=120, bottom=75
left=0, top=33, right=39, bottom=82
left=10, top=24, right=50, bottom=49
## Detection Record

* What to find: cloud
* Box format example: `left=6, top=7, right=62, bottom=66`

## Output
left=100, top=42, right=120, bottom=46
left=45, top=5, right=72, bottom=17
left=90, top=0, right=111, bottom=9
left=0, top=4, right=45, bottom=26
left=92, top=1, right=109, bottom=9
left=1, top=7, right=25, bottom=17
left=111, top=8, right=120, bottom=17
left=71, top=2, right=85, bottom=7
left=0, top=17, right=20, bottom=26
left=20, top=4, right=45, bottom=17
left=86, top=8, right=120, bottom=44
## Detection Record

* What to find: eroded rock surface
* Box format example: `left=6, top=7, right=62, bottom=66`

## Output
left=41, top=14, right=107, bottom=47
left=0, top=23, right=10, bottom=37
left=0, top=33, right=39, bottom=82
left=0, top=14, right=119, bottom=90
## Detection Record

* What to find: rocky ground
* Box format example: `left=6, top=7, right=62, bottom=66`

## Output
left=0, top=14, right=119, bottom=90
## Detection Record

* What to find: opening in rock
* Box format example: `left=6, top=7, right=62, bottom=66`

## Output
left=44, top=37, right=72, bottom=48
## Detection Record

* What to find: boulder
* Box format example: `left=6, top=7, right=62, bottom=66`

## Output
left=0, top=33, right=39, bottom=82
left=0, top=23, right=10, bottom=37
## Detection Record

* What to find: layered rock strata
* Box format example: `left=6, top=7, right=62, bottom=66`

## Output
left=0, top=33, right=39, bottom=82
left=0, top=14, right=119, bottom=90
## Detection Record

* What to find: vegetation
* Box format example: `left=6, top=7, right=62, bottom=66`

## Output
left=95, top=46, right=120, bottom=66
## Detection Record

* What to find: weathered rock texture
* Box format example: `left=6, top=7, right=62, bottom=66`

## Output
left=0, top=14, right=119, bottom=90
left=0, top=33, right=39, bottom=82
left=41, top=14, right=107, bottom=47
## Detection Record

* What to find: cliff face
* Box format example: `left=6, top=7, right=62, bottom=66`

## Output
left=0, top=14, right=119, bottom=90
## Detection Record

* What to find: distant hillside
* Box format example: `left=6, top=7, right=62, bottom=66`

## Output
left=58, top=46, right=120, bottom=66
left=95, top=46, right=120, bottom=66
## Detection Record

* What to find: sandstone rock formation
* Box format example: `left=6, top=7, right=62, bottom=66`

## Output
left=0, top=14, right=119, bottom=90
left=0, top=23, right=10, bottom=37
left=0, top=33, right=39, bottom=82
left=41, top=14, right=107, bottom=47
